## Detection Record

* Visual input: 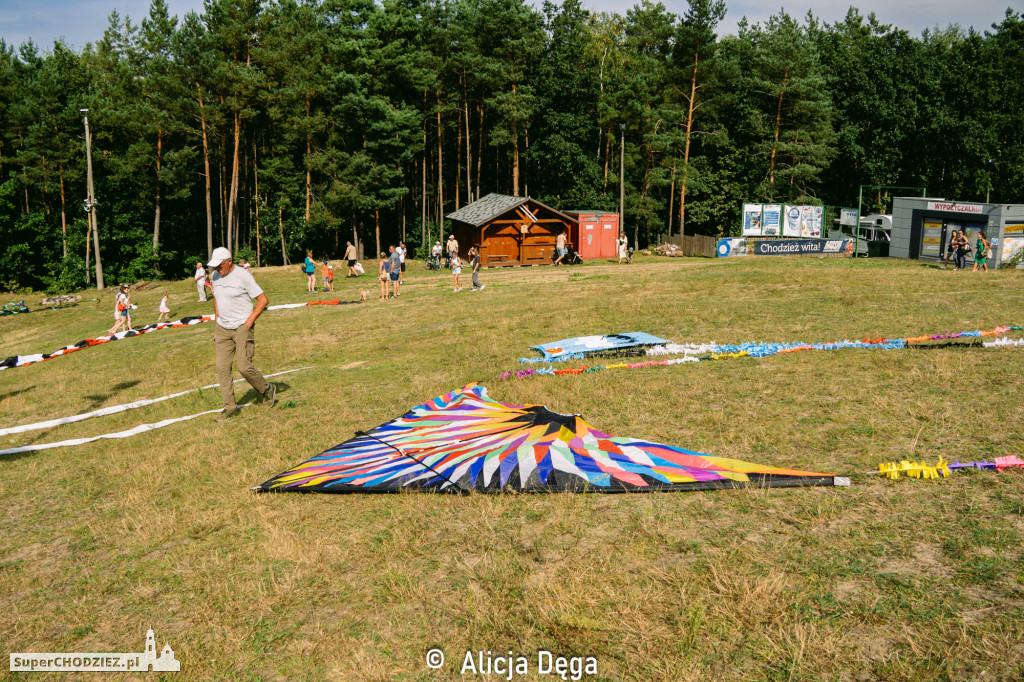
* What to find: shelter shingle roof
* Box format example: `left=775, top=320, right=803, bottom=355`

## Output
left=446, top=193, right=528, bottom=226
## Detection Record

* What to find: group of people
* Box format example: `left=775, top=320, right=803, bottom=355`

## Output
left=194, top=259, right=251, bottom=302
left=943, top=230, right=993, bottom=272
left=107, top=285, right=174, bottom=334
left=429, top=234, right=462, bottom=269
left=376, top=237, right=483, bottom=298
left=301, top=242, right=374, bottom=293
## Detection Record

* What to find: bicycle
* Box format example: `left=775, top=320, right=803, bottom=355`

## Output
left=424, top=255, right=442, bottom=270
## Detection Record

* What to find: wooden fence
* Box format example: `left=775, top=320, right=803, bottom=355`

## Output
left=660, top=233, right=717, bottom=258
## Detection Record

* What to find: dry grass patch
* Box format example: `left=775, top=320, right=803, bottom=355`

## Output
left=2, top=256, right=1024, bottom=680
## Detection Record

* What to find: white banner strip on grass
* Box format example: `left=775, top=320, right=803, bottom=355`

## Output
left=0, top=367, right=310, bottom=437
left=266, top=303, right=309, bottom=310
left=0, top=405, right=251, bottom=456
left=0, top=367, right=309, bottom=437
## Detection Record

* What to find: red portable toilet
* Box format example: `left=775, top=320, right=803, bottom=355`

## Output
left=565, top=212, right=619, bottom=260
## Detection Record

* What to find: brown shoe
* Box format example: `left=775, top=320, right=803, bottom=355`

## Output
left=215, top=408, right=240, bottom=422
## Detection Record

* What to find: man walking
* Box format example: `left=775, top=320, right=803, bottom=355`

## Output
left=194, top=262, right=208, bottom=301
left=208, top=247, right=276, bottom=421
left=344, top=240, right=358, bottom=277
left=554, top=230, right=567, bottom=266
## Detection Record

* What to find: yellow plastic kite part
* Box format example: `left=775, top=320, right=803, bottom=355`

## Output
left=878, top=456, right=951, bottom=480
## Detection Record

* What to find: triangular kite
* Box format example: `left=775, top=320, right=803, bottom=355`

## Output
left=256, top=384, right=841, bottom=494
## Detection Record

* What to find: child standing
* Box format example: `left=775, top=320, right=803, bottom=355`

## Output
left=157, top=293, right=171, bottom=322
left=321, top=260, right=332, bottom=292
left=108, top=284, right=131, bottom=335
left=378, top=252, right=391, bottom=300
left=452, top=252, right=463, bottom=292
left=470, top=247, right=485, bottom=291
left=327, top=264, right=335, bottom=292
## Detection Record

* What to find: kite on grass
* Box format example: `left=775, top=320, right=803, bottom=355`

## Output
left=523, top=332, right=671, bottom=363
left=256, top=384, right=845, bottom=494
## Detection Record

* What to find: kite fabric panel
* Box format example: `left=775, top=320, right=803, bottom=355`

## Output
left=256, top=384, right=841, bottom=494
left=527, top=332, right=671, bottom=362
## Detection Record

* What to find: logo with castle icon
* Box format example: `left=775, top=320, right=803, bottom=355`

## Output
left=142, top=628, right=180, bottom=672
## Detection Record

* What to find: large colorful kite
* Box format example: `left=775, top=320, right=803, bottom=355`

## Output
left=256, top=384, right=843, bottom=494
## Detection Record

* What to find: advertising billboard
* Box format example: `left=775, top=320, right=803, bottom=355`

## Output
left=742, top=204, right=763, bottom=236
left=761, top=204, right=782, bottom=237
left=800, top=206, right=823, bottom=238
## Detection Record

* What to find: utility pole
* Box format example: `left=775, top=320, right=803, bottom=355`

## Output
left=81, top=109, right=104, bottom=289
left=619, top=123, right=625, bottom=244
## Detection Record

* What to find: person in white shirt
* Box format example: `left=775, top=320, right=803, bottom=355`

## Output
left=208, top=247, right=275, bottom=421
left=397, top=241, right=407, bottom=284
left=194, top=262, right=208, bottom=301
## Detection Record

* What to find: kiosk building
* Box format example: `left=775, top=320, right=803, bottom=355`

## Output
left=890, top=198, right=1024, bottom=268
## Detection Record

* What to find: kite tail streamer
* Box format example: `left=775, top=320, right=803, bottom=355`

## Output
left=0, top=405, right=251, bottom=456
left=877, top=457, right=951, bottom=480
left=0, top=367, right=311, bottom=437
left=1, top=298, right=360, bottom=372
left=503, top=325, right=1024, bottom=380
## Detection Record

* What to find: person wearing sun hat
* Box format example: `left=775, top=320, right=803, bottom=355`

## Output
left=208, top=246, right=275, bottom=421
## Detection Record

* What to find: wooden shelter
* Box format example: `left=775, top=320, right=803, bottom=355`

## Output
left=446, top=193, right=578, bottom=266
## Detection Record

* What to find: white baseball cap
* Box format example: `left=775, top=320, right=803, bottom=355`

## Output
left=207, top=247, right=232, bottom=267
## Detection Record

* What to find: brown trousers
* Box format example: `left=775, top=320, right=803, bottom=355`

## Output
left=214, top=323, right=269, bottom=410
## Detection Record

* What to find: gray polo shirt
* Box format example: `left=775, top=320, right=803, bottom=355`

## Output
left=211, top=265, right=264, bottom=330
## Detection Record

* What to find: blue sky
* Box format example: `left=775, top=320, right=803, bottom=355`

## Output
left=0, top=0, right=1016, bottom=52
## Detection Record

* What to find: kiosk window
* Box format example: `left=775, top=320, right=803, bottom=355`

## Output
left=922, top=220, right=943, bottom=256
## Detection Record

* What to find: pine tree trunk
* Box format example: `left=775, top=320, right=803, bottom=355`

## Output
left=58, top=161, right=67, bottom=259
left=603, top=127, right=611, bottom=194
left=305, top=97, right=312, bottom=225
left=198, top=85, right=213, bottom=259
left=375, top=209, right=381, bottom=257
left=421, top=136, right=426, bottom=244
left=353, top=213, right=360, bottom=260
left=153, top=128, right=162, bottom=255
left=279, top=204, right=289, bottom=264
left=227, top=110, right=241, bottom=251
left=512, top=84, right=520, bottom=197
left=253, top=143, right=261, bottom=266
left=456, top=79, right=462, bottom=210
left=437, top=90, right=444, bottom=232
left=524, top=129, right=529, bottom=197
left=476, top=103, right=484, bottom=200
left=768, top=72, right=789, bottom=194
left=219, top=145, right=226, bottom=247
left=680, top=55, right=699, bottom=238
left=464, top=80, right=472, bottom=204
left=668, top=162, right=675, bottom=238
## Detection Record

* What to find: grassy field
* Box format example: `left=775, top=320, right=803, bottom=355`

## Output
left=1, top=254, right=1023, bottom=681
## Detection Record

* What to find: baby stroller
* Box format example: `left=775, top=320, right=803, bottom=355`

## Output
left=552, top=244, right=584, bottom=266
